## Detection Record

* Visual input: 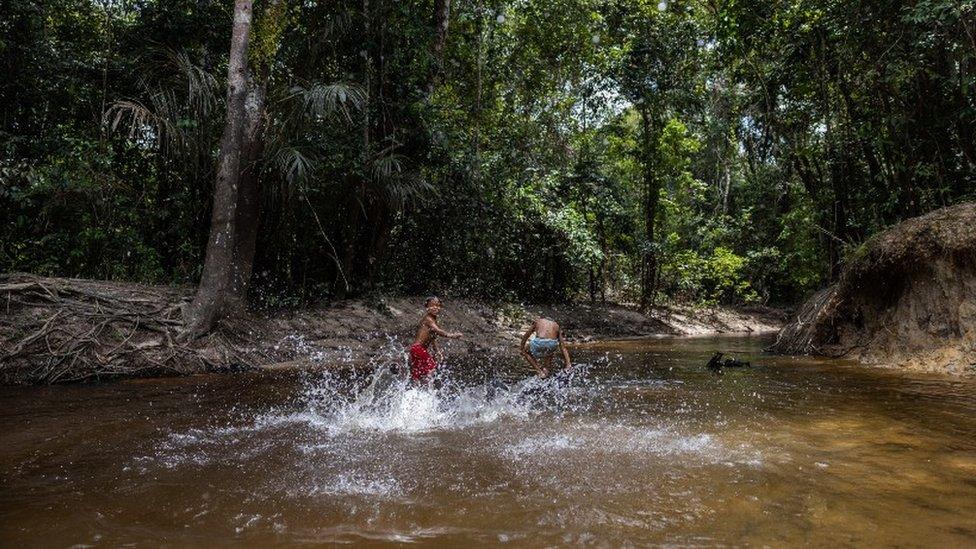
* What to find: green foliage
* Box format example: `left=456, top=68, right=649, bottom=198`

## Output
left=250, top=0, right=291, bottom=71
left=1, top=131, right=173, bottom=281
left=661, top=247, right=756, bottom=305
left=2, top=0, right=973, bottom=307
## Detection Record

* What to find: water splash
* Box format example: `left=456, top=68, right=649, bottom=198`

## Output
left=289, top=358, right=592, bottom=434
left=136, top=343, right=768, bottom=503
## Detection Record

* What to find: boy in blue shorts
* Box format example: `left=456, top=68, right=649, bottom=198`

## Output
left=519, top=317, right=572, bottom=378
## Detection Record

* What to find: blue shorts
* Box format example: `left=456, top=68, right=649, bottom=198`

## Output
left=529, top=338, right=559, bottom=358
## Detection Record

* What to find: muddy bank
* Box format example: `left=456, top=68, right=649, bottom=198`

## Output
left=1, top=273, right=782, bottom=384
left=770, top=202, right=976, bottom=375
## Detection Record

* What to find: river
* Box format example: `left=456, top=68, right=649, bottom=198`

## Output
left=2, top=335, right=975, bottom=546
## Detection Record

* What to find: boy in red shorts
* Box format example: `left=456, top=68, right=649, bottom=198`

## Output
left=408, top=296, right=463, bottom=383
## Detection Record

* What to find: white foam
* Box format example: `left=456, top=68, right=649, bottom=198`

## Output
left=498, top=422, right=762, bottom=465
left=305, top=472, right=403, bottom=498
left=137, top=357, right=765, bottom=482
left=274, top=362, right=548, bottom=434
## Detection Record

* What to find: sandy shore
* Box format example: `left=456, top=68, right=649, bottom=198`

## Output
left=256, top=297, right=786, bottom=370
left=1, top=274, right=785, bottom=383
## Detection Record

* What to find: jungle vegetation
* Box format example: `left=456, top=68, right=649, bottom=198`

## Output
left=1, top=0, right=973, bottom=332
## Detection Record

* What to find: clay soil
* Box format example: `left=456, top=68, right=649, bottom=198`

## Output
left=770, top=202, right=976, bottom=375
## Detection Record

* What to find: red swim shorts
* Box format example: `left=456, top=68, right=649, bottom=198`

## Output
left=408, top=343, right=437, bottom=381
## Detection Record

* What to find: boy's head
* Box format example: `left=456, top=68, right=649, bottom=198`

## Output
left=425, top=296, right=442, bottom=315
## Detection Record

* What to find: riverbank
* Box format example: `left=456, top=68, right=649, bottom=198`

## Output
left=0, top=274, right=784, bottom=384
left=769, top=202, right=976, bottom=376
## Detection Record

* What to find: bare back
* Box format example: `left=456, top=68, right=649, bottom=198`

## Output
left=534, top=318, right=560, bottom=339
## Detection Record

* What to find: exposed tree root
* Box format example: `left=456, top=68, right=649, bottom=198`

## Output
left=769, top=202, right=976, bottom=374
left=0, top=274, right=273, bottom=384
left=2, top=273, right=784, bottom=385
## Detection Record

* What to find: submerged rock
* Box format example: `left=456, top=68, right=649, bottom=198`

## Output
left=769, top=202, right=976, bottom=374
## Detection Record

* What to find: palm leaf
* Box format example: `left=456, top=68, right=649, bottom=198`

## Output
left=289, top=81, right=366, bottom=123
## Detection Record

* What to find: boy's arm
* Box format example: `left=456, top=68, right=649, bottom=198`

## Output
left=519, top=324, right=534, bottom=352
left=427, top=317, right=462, bottom=338
left=558, top=328, right=572, bottom=370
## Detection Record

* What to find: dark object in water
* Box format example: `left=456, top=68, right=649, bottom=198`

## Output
left=706, top=352, right=751, bottom=370
left=516, top=369, right=574, bottom=402
left=486, top=378, right=509, bottom=401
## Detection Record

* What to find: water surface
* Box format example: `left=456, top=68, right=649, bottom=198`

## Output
left=2, top=336, right=975, bottom=546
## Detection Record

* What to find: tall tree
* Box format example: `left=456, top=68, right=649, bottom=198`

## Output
left=427, top=0, right=452, bottom=95
left=184, top=0, right=284, bottom=337
left=613, top=0, right=699, bottom=307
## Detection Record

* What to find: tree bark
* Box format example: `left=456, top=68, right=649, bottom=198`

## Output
left=335, top=185, right=363, bottom=299
left=228, top=79, right=268, bottom=307
left=365, top=199, right=394, bottom=286
left=827, top=143, right=850, bottom=281
left=426, top=0, right=452, bottom=96
left=184, top=0, right=253, bottom=337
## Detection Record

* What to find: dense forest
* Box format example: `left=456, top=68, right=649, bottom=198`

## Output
left=2, top=0, right=974, bottom=332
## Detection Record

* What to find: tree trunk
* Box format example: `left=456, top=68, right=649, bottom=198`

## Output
left=720, top=159, right=732, bottom=214
left=335, top=182, right=365, bottom=299
left=827, top=144, right=850, bottom=281
left=639, top=104, right=660, bottom=309
left=183, top=0, right=253, bottom=337
left=596, top=211, right=607, bottom=303
left=364, top=200, right=394, bottom=287
left=426, top=0, right=452, bottom=96
left=228, top=79, right=268, bottom=307
left=588, top=267, right=596, bottom=303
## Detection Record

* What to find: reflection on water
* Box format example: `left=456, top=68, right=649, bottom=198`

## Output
left=2, top=336, right=975, bottom=546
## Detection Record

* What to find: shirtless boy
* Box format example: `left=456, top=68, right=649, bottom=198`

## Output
left=408, top=297, right=463, bottom=383
left=519, top=317, right=571, bottom=378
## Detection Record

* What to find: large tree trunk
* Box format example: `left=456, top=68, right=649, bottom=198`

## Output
left=335, top=184, right=363, bottom=299
left=185, top=0, right=284, bottom=335
left=365, top=200, right=394, bottom=286
left=827, top=143, right=850, bottom=281
left=228, top=80, right=268, bottom=307
left=597, top=213, right=607, bottom=303
left=184, top=0, right=254, bottom=337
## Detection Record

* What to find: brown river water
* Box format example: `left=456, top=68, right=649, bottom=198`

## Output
left=2, top=335, right=975, bottom=547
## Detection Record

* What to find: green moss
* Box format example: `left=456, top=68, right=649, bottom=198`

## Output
left=249, top=0, right=290, bottom=71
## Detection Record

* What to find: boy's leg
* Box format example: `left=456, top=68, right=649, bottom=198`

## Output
left=521, top=347, right=545, bottom=376
left=541, top=355, right=554, bottom=377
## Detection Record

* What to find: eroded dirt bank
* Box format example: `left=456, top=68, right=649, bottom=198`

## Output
left=0, top=273, right=782, bottom=384
left=770, top=202, right=976, bottom=375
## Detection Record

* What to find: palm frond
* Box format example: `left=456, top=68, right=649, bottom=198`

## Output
left=103, top=50, right=222, bottom=173
left=382, top=173, right=437, bottom=209
left=370, top=151, right=405, bottom=181
left=104, top=98, right=177, bottom=151
left=167, top=50, right=220, bottom=118
left=365, top=150, right=436, bottom=208
left=273, top=146, right=317, bottom=187
left=289, top=81, right=366, bottom=123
